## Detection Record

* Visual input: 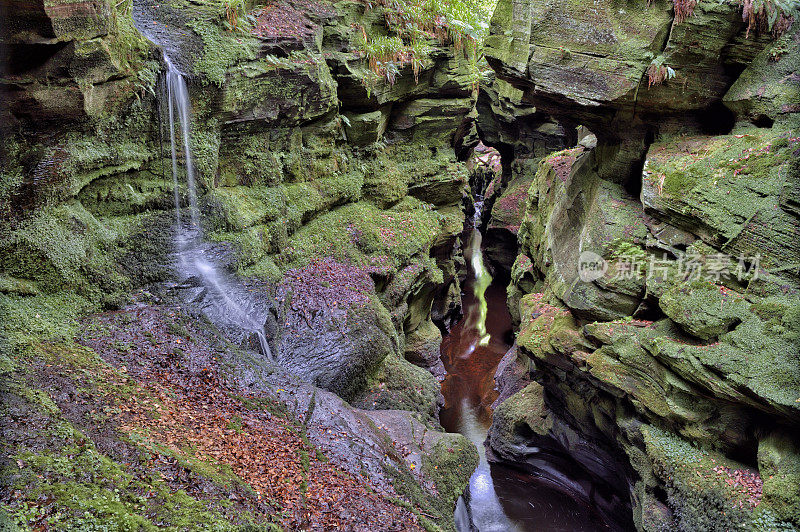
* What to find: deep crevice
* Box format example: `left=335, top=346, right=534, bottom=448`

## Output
left=698, top=101, right=737, bottom=135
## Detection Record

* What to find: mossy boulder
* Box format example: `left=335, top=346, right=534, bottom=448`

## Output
left=343, top=108, right=390, bottom=146
left=389, top=97, right=474, bottom=146
left=658, top=280, right=750, bottom=341
left=758, top=432, right=800, bottom=527
left=362, top=409, right=478, bottom=530
left=403, top=317, right=443, bottom=369
left=352, top=350, right=442, bottom=426
left=642, top=130, right=800, bottom=281
left=641, top=424, right=795, bottom=532
left=487, top=382, right=552, bottom=459
left=724, top=27, right=800, bottom=125
left=276, top=263, right=398, bottom=400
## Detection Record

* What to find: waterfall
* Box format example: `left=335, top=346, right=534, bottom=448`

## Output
left=162, top=57, right=273, bottom=361
left=465, top=197, right=493, bottom=347
left=165, top=57, right=200, bottom=238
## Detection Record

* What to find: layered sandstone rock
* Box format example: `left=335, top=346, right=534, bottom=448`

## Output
left=482, top=0, right=800, bottom=528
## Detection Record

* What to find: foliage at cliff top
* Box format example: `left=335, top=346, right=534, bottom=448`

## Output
left=670, top=0, right=796, bottom=35
left=357, top=0, right=497, bottom=86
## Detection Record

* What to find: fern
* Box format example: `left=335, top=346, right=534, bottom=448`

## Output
left=646, top=54, right=677, bottom=87
left=728, top=0, right=796, bottom=37
left=356, top=0, right=496, bottom=89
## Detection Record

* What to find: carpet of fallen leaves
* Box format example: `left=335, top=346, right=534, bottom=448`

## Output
left=253, top=0, right=334, bottom=40
left=80, top=304, right=422, bottom=531
left=711, top=464, right=763, bottom=509
left=280, top=258, right=374, bottom=320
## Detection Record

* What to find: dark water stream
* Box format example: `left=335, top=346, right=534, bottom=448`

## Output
left=440, top=228, right=612, bottom=532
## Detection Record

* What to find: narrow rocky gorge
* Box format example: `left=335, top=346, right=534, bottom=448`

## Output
left=474, top=1, right=800, bottom=530
left=1, top=0, right=799, bottom=530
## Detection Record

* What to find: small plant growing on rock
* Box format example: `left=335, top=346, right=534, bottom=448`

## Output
left=731, top=0, right=796, bottom=37
left=223, top=0, right=255, bottom=32
left=646, top=54, right=676, bottom=87
left=768, top=35, right=791, bottom=60
left=357, top=0, right=494, bottom=88
left=673, top=0, right=698, bottom=23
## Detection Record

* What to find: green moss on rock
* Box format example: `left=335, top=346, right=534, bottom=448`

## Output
left=353, top=351, right=441, bottom=426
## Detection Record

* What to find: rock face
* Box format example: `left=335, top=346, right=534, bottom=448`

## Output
left=2, top=0, right=472, bottom=402
left=481, top=0, right=800, bottom=529
left=0, top=0, right=478, bottom=528
left=473, top=75, right=573, bottom=275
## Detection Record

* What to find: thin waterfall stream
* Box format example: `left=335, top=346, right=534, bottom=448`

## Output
left=441, top=195, right=611, bottom=532
left=162, top=57, right=273, bottom=360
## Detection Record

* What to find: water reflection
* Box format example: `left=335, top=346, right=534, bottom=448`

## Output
left=440, top=231, right=612, bottom=532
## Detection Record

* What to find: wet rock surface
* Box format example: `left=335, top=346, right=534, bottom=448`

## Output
left=1, top=0, right=476, bottom=528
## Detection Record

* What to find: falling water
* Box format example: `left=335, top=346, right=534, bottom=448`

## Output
left=465, top=198, right=493, bottom=349
left=441, top=187, right=611, bottom=531
left=163, top=57, right=272, bottom=361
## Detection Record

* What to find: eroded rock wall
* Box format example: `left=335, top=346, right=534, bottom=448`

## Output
left=482, top=0, right=800, bottom=529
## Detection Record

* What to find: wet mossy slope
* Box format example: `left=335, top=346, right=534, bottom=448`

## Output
left=1, top=0, right=482, bottom=529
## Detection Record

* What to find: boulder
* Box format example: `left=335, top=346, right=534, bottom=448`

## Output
left=343, top=108, right=390, bottom=145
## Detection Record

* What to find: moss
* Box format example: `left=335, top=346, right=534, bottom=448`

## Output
left=420, top=434, right=479, bottom=511
left=641, top=424, right=776, bottom=531
left=644, top=130, right=798, bottom=260
left=283, top=173, right=364, bottom=231
left=607, top=237, right=648, bottom=260
left=491, top=382, right=552, bottom=443
left=0, top=201, right=178, bottom=311
left=217, top=132, right=283, bottom=187
left=353, top=351, right=441, bottom=426
left=648, top=302, right=800, bottom=412
left=724, top=25, right=800, bottom=121
left=190, top=126, right=221, bottom=190
left=515, top=293, right=586, bottom=364
left=78, top=171, right=174, bottom=216
left=186, top=12, right=259, bottom=85
left=11, top=443, right=242, bottom=531
left=107, top=0, right=151, bottom=73
left=220, top=54, right=337, bottom=122
left=280, top=198, right=442, bottom=273
left=1, top=368, right=246, bottom=531
left=379, top=430, right=477, bottom=532
left=44, top=128, right=152, bottom=201
left=204, top=186, right=286, bottom=232
left=0, top=275, right=39, bottom=297
left=658, top=279, right=750, bottom=341
left=241, top=255, right=282, bottom=283
left=588, top=340, right=674, bottom=419
left=0, top=137, right=25, bottom=216
left=0, top=293, right=95, bottom=345
left=116, top=211, right=175, bottom=287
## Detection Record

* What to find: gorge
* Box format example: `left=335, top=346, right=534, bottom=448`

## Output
left=1, top=0, right=799, bottom=530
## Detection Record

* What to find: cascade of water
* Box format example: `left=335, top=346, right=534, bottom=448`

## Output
left=465, top=198, right=493, bottom=347
left=163, top=57, right=273, bottom=361
left=165, top=58, right=199, bottom=234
